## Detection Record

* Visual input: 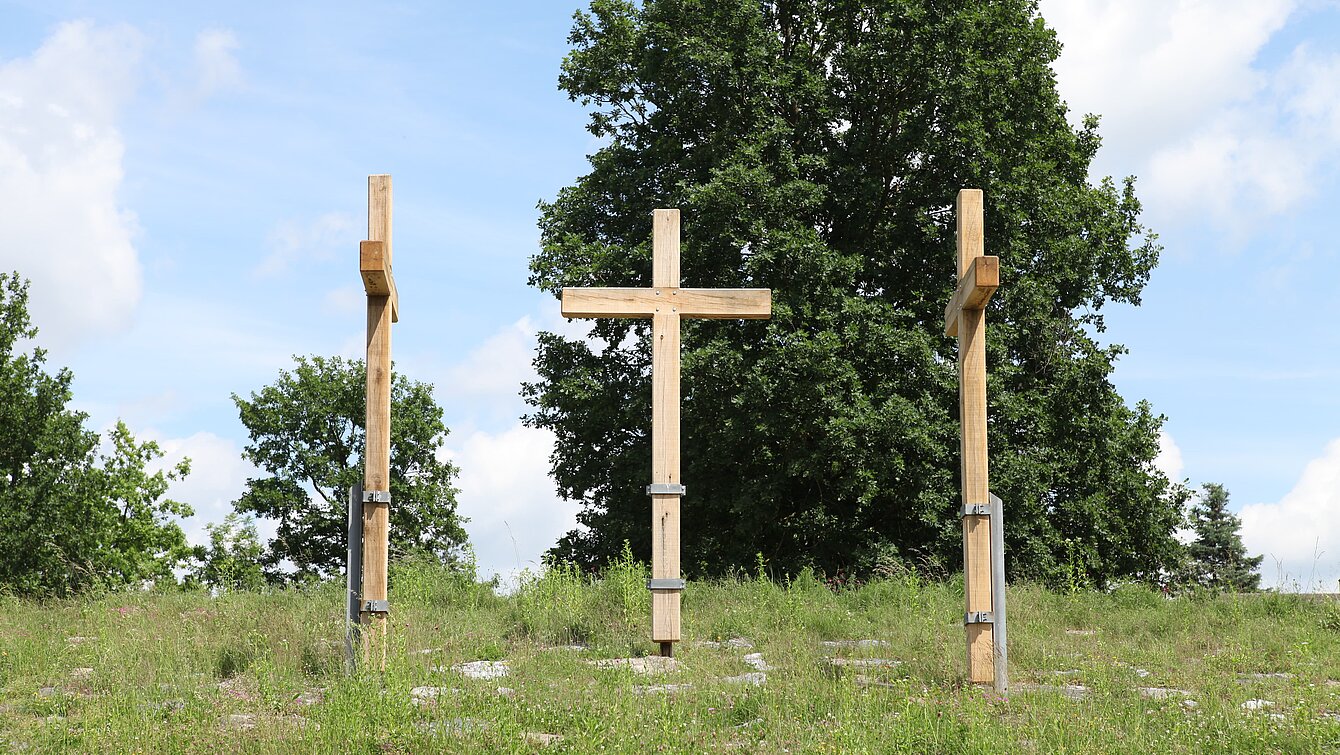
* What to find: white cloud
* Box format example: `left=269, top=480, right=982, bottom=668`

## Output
left=255, top=212, right=356, bottom=277
left=145, top=430, right=266, bottom=547
left=323, top=285, right=363, bottom=316
left=1153, top=430, right=1184, bottom=482
left=1043, top=0, right=1294, bottom=156
left=441, top=424, right=575, bottom=581
left=1039, top=1, right=1340, bottom=230
left=0, top=21, right=145, bottom=350
left=193, top=28, right=242, bottom=99
left=443, top=316, right=538, bottom=404
left=1240, top=438, right=1340, bottom=591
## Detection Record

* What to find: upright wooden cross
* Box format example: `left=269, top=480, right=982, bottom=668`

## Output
left=561, top=209, right=771, bottom=656
left=358, top=174, right=398, bottom=669
left=943, top=189, right=1001, bottom=685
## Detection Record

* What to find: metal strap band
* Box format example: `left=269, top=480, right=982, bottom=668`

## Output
left=960, top=503, right=991, bottom=517
left=646, top=578, right=686, bottom=591
left=363, top=490, right=390, bottom=503
left=646, top=484, right=686, bottom=496
left=964, top=611, right=994, bottom=625
left=363, top=599, right=390, bottom=613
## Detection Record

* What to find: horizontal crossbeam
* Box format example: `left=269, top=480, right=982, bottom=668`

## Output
left=943, top=255, right=998, bottom=337
left=360, top=240, right=399, bottom=322
left=562, top=287, right=771, bottom=320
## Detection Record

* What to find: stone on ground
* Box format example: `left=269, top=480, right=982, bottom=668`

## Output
left=721, top=672, right=766, bottom=686
left=820, top=640, right=889, bottom=649
left=1137, top=687, right=1191, bottom=700
left=1011, top=682, right=1089, bottom=701
left=588, top=656, right=680, bottom=674
left=742, top=653, right=773, bottom=671
left=221, top=714, right=257, bottom=731
left=452, top=660, right=510, bottom=680
left=521, top=732, right=565, bottom=746
left=826, top=658, right=902, bottom=669
left=695, top=638, right=754, bottom=649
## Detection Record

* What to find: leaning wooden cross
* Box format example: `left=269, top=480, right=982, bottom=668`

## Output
left=943, top=188, right=1005, bottom=688
left=358, top=174, right=399, bottom=669
left=561, top=209, right=771, bottom=656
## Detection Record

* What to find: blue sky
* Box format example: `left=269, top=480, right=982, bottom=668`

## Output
left=2, top=1, right=1338, bottom=591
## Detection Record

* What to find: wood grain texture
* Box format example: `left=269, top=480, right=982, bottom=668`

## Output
left=558, top=208, right=772, bottom=649
left=361, top=174, right=395, bottom=670
left=561, top=288, right=770, bottom=319
left=943, top=256, right=997, bottom=337
left=369, top=175, right=392, bottom=263
left=650, top=494, right=681, bottom=642
left=359, top=241, right=399, bottom=322
left=954, top=188, right=995, bottom=684
left=653, top=209, right=679, bottom=288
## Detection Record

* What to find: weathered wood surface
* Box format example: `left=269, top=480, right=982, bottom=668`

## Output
left=951, top=189, right=997, bottom=684
left=361, top=174, right=395, bottom=669
left=560, top=208, right=771, bottom=649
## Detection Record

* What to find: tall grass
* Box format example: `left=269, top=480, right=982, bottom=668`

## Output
left=1, top=563, right=1337, bottom=753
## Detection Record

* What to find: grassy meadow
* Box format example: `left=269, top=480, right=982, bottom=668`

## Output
left=2, top=557, right=1339, bottom=753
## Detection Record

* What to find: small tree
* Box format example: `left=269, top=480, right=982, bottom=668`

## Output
left=187, top=513, right=266, bottom=592
left=1186, top=483, right=1262, bottom=592
left=0, top=272, right=194, bottom=596
left=231, top=355, right=466, bottom=581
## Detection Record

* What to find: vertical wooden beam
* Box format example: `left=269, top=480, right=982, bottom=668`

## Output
left=650, top=209, right=681, bottom=649
left=362, top=174, right=393, bottom=669
left=956, top=188, right=995, bottom=684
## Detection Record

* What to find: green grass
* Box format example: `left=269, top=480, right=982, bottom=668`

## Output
left=2, top=564, right=1339, bottom=753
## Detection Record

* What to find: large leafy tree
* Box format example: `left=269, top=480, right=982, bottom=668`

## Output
left=0, top=273, right=193, bottom=596
left=525, top=0, right=1186, bottom=586
left=1185, top=483, right=1261, bottom=592
left=232, top=355, right=466, bottom=581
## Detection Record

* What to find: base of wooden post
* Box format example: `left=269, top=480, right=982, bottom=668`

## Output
left=659, top=642, right=674, bottom=658
left=361, top=613, right=388, bottom=671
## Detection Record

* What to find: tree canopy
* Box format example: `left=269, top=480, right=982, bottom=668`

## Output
left=232, top=355, right=466, bottom=581
left=1185, top=483, right=1262, bottom=592
left=0, top=272, right=193, bottom=597
left=525, top=0, right=1186, bottom=586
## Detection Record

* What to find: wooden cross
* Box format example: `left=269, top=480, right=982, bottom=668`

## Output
left=358, top=174, right=398, bottom=669
left=561, top=209, right=771, bottom=656
left=943, top=189, right=1001, bottom=685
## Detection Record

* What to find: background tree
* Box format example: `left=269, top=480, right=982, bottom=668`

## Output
left=525, top=0, right=1187, bottom=586
left=0, top=272, right=193, bottom=596
left=232, top=355, right=466, bottom=581
left=1185, top=483, right=1261, bottom=592
left=186, top=512, right=266, bottom=592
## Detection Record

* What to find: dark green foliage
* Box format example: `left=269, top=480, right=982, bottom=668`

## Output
left=231, top=355, right=466, bottom=581
left=0, top=272, right=194, bottom=597
left=525, top=0, right=1186, bottom=586
left=1185, top=483, right=1262, bottom=592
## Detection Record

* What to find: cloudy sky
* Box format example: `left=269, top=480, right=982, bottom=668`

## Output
left=2, top=1, right=1337, bottom=591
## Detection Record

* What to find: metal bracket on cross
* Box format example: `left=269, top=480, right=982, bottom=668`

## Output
left=363, top=489, right=391, bottom=504
left=646, top=483, right=686, bottom=496
left=646, top=578, right=686, bottom=591
left=363, top=599, right=390, bottom=613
